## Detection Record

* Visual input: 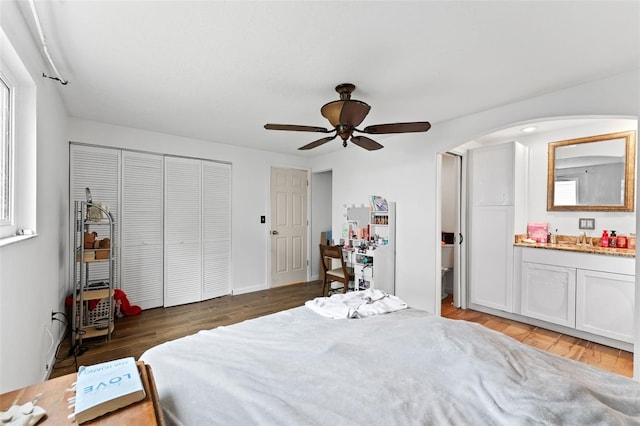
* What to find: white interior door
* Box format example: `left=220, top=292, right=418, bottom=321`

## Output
left=270, top=167, right=308, bottom=287
left=165, top=157, right=202, bottom=307
left=121, top=151, right=164, bottom=309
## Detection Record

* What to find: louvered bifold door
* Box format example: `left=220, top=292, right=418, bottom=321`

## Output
left=121, top=151, right=164, bottom=309
left=164, top=157, right=202, bottom=307
left=70, top=144, right=121, bottom=288
left=202, top=161, right=232, bottom=300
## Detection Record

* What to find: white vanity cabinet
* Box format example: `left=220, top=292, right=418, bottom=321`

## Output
left=519, top=247, right=635, bottom=345
left=576, top=269, right=634, bottom=343
left=521, top=262, right=576, bottom=327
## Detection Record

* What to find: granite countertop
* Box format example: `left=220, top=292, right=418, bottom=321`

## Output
left=514, top=234, right=635, bottom=258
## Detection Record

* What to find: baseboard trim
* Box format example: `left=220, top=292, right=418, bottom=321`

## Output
left=232, top=284, right=268, bottom=295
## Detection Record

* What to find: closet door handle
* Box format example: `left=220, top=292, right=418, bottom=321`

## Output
left=271, top=230, right=279, bottom=235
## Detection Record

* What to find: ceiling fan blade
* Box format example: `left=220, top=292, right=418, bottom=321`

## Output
left=362, top=121, right=431, bottom=134
left=350, top=136, right=384, bottom=151
left=339, top=100, right=371, bottom=127
left=265, top=124, right=331, bottom=133
left=298, top=135, right=337, bottom=150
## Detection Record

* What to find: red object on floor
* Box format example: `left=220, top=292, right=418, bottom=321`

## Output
left=114, top=289, right=142, bottom=316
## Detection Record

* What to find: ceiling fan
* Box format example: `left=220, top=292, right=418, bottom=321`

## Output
left=264, top=83, right=431, bottom=151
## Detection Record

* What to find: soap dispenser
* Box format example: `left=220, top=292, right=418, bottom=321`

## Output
left=609, top=230, right=617, bottom=248
left=601, top=230, right=609, bottom=247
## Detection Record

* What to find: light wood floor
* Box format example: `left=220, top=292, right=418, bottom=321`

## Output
left=50, top=281, right=633, bottom=379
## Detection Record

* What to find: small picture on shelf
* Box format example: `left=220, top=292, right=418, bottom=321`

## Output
left=370, top=195, right=388, bottom=211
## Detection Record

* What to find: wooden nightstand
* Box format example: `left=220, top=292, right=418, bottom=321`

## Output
left=0, top=362, right=165, bottom=425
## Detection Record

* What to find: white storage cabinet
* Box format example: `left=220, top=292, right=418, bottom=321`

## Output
left=468, top=142, right=528, bottom=313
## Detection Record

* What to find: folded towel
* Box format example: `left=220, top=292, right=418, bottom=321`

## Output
left=305, top=289, right=407, bottom=319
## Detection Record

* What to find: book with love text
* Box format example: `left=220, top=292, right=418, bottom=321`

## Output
left=74, top=357, right=146, bottom=423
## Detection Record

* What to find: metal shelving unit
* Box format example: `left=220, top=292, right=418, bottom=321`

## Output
left=71, top=201, right=116, bottom=346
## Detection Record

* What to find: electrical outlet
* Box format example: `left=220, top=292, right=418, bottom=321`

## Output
left=579, top=218, right=595, bottom=230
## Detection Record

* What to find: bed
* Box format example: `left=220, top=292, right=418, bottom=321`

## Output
left=140, top=290, right=640, bottom=425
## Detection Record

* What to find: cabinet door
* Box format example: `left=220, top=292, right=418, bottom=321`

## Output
left=469, top=143, right=514, bottom=206
left=202, top=161, right=232, bottom=300
left=576, top=270, right=634, bottom=343
left=521, top=262, right=576, bottom=327
left=469, top=206, right=513, bottom=312
left=121, top=151, right=164, bottom=309
left=164, top=157, right=202, bottom=307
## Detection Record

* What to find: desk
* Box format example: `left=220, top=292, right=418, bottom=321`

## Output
left=0, top=362, right=165, bottom=425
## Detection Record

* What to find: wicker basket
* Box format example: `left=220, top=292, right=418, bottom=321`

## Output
left=75, top=296, right=113, bottom=329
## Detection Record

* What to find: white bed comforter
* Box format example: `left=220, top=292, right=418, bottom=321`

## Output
left=140, top=306, right=640, bottom=426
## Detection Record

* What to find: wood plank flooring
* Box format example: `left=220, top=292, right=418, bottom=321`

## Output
left=50, top=281, right=633, bottom=379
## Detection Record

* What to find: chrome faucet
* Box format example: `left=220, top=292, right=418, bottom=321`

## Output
left=576, top=232, right=589, bottom=246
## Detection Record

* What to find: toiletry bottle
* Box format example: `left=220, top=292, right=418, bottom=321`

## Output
left=601, top=230, right=609, bottom=247
left=609, top=230, right=617, bottom=248
left=617, top=234, right=627, bottom=249
left=629, top=233, right=636, bottom=250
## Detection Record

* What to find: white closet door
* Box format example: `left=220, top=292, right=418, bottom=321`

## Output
left=121, top=151, right=164, bottom=309
left=164, top=157, right=202, bottom=307
left=70, top=144, right=121, bottom=288
left=202, top=161, right=232, bottom=299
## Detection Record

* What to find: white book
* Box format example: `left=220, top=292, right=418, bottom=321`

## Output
left=74, top=357, right=146, bottom=423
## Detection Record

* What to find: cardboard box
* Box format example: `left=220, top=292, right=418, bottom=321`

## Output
left=76, top=251, right=95, bottom=262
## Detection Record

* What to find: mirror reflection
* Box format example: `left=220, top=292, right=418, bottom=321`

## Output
left=547, top=131, right=636, bottom=211
left=346, top=207, right=370, bottom=227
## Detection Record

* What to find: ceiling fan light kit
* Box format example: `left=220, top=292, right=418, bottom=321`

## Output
left=265, top=83, right=431, bottom=151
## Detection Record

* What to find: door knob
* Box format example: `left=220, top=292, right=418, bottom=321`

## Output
left=271, top=230, right=279, bottom=235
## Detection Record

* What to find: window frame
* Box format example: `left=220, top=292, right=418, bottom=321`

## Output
left=0, top=71, right=14, bottom=229
left=0, top=26, right=37, bottom=245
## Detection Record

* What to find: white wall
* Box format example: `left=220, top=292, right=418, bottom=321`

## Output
left=0, top=1, right=70, bottom=392
left=68, top=119, right=310, bottom=296
left=310, top=170, right=332, bottom=280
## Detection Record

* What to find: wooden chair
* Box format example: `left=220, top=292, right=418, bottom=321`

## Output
left=319, top=244, right=354, bottom=296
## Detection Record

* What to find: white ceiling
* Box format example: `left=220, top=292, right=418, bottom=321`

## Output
left=17, top=1, right=640, bottom=156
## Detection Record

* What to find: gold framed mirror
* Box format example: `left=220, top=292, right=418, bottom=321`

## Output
left=547, top=130, right=636, bottom=211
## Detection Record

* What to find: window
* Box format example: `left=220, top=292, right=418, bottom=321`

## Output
left=0, top=26, right=37, bottom=244
left=554, top=180, right=577, bottom=206
left=1, top=73, right=12, bottom=226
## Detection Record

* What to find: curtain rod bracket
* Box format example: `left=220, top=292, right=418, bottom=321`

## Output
left=42, top=73, right=69, bottom=86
